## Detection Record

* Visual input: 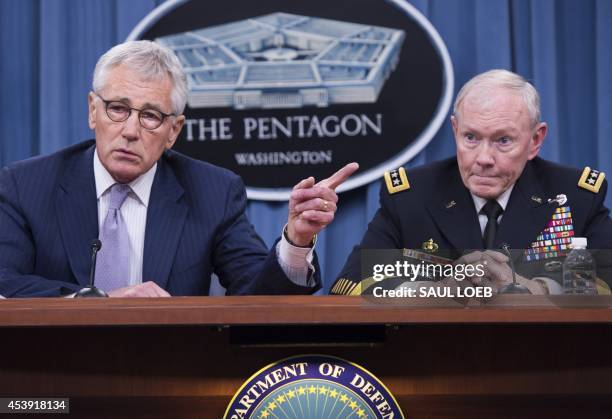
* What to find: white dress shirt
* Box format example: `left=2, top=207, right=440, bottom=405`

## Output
left=93, top=149, right=313, bottom=289
left=94, top=149, right=155, bottom=286
left=471, top=185, right=514, bottom=235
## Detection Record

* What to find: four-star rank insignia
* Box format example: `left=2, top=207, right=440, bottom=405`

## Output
left=578, top=167, right=605, bottom=193
left=384, top=167, right=410, bottom=194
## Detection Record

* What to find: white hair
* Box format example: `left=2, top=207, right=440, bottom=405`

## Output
left=453, top=69, right=541, bottom=127
left=92, top=40, right=187, bottom=115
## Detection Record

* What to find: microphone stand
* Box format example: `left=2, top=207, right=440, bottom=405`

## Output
left=498, top=244, right=531, bottom=294
left=74, top=239, right=108, bottom=298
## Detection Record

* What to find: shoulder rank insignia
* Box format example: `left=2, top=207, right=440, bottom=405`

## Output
left=384, top=167, right=410, bottom=194
left=578, top=167, right=605, bottom=193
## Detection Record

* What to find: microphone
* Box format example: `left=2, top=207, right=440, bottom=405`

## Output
left=498, top=243, right=531, bottom=294
left=74, top=239, right=108, bottom=298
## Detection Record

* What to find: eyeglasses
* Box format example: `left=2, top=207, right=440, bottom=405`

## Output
left=94, top=93, right=175, bottom=130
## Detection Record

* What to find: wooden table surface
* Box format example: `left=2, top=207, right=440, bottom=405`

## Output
left=1, top=295, right=611, bottom=327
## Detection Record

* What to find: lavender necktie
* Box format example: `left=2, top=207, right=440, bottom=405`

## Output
left=96, top=183, right=131, bottom=292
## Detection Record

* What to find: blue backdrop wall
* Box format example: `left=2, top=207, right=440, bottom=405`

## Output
left=1, top=0, right=611, bottom=291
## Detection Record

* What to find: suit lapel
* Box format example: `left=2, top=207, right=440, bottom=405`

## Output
left=496, top=160, right=557, bottom=249
left=142, top=156, right=188, bottom=290
left=426, top=164, right=483, bottom=250
left=55, top=144, right=99, bottom=286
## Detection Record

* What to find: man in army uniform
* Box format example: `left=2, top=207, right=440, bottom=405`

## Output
left=332, top=69, right=612, bottom=295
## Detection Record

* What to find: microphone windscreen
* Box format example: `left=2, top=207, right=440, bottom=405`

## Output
left=91, top=239, right=102, bottom=251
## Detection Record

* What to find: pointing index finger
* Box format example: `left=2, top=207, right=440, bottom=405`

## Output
left=317, top=162, right=359, bottom=190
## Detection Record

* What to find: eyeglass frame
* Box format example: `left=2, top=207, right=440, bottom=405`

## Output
left=93, top=92, right=176, bottom=130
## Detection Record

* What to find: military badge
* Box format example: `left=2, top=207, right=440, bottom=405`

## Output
left=578, top=167, right=605, bottom=193
left=547, top=194, right=568, bottom=206
left=224, top=355, right=404, bottom=418
left=421, top=238, right=439, bottom=253
left=524, top=205, right=574, bottom=262
left=384, top=167, right=410, bottom=194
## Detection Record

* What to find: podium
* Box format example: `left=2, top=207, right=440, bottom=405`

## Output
left=1, top=296, right=612, bottom=418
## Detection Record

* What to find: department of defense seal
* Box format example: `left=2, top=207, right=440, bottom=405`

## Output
left=224, top=354, right=404, bottom=418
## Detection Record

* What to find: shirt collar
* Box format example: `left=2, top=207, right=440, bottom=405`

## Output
left=93, top=148, right=157, bottom=207
left=471, top=184, right=514, bottom=214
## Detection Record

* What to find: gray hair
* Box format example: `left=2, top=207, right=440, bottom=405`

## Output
left=453, top=69, right=541, bottom=127
left=92, top=40, right=187, bottom=115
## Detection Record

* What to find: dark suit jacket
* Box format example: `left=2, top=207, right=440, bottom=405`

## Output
left=0, top=140, right=320, bottom=297
left=334, top=157, right=612, bottom=291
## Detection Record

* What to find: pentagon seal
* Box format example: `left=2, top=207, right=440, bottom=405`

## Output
left=224, top=354, right=404, bottom=418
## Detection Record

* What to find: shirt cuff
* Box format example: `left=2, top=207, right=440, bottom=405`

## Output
left=531, top=277, right=563, bottom=295
left=276, top=227, right=316, bottom=287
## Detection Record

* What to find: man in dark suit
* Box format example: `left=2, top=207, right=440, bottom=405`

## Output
left=332, top=69, right=612, bottom=295
left=0, top=40, right=357, bottom=298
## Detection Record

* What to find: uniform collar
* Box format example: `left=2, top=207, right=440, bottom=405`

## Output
left=471, top=184, right=514, bottom=214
